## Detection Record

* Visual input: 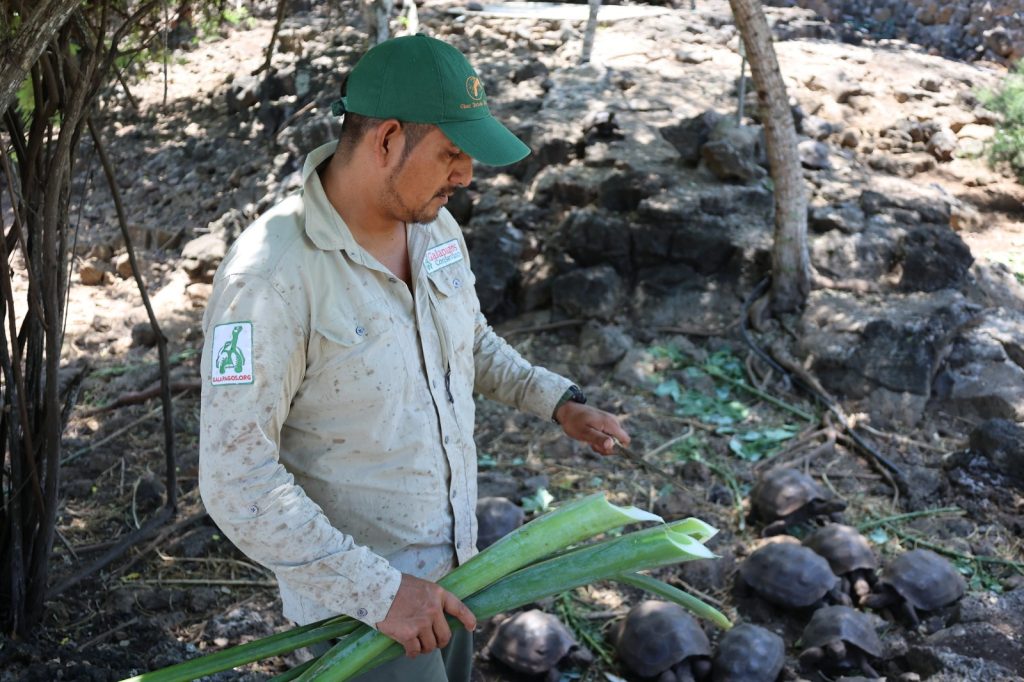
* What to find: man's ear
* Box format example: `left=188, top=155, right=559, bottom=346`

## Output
left=372, top=119, right=404, bottom=168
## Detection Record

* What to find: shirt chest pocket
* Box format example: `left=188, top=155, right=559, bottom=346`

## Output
left=302, top=301, right=400, bottom=413
left=426, top=265, right=478, bottom=356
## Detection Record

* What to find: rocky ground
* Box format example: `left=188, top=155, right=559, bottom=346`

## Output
left=3, top=0, right=1024, bottom=680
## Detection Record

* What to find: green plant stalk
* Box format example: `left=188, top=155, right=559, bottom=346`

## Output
left=885, top=524, right=1024, bottom=572
left=303, top=520, right=718, bottom=681
left=704, top=364, right=815, bottom=422
left=855, top=507, right=963, bottom=532
left=615, top=571, right=731, bottom=630
left=125, top=493, right=658, bottom=682
left=437, top=492, right=663, bottom=597
left=121, top=618, right=360, bottom=682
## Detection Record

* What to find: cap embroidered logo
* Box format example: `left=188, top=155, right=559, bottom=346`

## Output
left=465, top=76, right=484, bottom=102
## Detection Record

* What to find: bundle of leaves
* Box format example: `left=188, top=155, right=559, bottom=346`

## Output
left=124, top=493, right=728, bottom=681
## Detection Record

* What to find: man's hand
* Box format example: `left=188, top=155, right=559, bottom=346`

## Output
left=554, top=401, right=630, bottom=456
left=376, top=574, right=477, bottom=658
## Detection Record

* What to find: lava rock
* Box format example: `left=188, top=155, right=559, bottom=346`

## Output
left=898, top=225, right=974, bottom=292
left=969, top=419, right=1024, bottom=483
left=551, top=265, right=624, bottom=321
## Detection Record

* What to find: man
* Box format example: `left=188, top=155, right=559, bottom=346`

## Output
left=199, top=34, right=630, bottom=681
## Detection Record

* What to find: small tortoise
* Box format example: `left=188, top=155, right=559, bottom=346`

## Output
left=736, top=542, right=850, bottom=609
left=711, top=623, right=785, bottom=682
left=749, top=468, right=846, bottom=536
left=803, top=524, right=878, bottom=603
left=798, top=605, right=884, bottom=678
left=862, top=549, right=965, bottom=627
left=614, top=600, right=712, bottom=682
left=482, top=609, right=587, bottom=680
left=476, top=496, right=525, bottom=550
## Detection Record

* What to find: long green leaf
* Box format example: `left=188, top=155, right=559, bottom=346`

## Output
left=121, top=618, right=359, bottom=682
left=615, top=571, right=732, bottom=630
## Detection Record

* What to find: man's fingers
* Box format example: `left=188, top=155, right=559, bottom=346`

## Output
left=402, top=635, right=422, bottom=658
left=443, top=591, right=477, bottom=632
left=419, top=629, right=438, bottom=654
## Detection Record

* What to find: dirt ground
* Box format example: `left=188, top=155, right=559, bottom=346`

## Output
left=2, top=1, right=1024, bottom=681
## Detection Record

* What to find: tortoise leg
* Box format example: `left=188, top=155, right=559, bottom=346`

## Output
left=852, top=574, right=872, bottom=604
left=901, top=600, right=921, bottom=629
left=692, top=656, right=712, bottom=681
left=761, top=519, right=789, bottom=537
left=798, top=646, right=825, bottom=673
left=825, top=640, right=847, bottom=664
left=853, top=650, right=880, bottom=678
left=660, top=665, right=684, bottom=682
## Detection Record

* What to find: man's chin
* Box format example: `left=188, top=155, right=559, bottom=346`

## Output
left=410, top=207, right=443, bottom=224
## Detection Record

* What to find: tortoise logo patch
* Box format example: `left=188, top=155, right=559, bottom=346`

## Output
left=211, top=322, right=254, bottom=385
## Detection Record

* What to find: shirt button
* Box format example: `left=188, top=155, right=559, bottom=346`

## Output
left=451, top=488, right=458, bottom=498
left=355, top=326, right=366, bottom=336
left=452, top=278, right=462, bottom=288
left=249, top=504, right=259, bottom=515
left=356, top=608, right=367, bottom=618
left=388, top=277, right=398, bottom=283
left=444, top=435, right=450, bottom=444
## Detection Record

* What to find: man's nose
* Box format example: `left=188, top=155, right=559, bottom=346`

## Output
left=450, top=155, right=473, bottom=187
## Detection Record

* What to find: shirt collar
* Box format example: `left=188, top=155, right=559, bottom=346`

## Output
left=300, top=141, right=363, bottom=255
left=299, top=140, right=446, bottom=267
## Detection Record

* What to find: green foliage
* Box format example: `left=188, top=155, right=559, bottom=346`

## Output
left=650, top=346, right=802, bottom=461
left=979, top=61, right=1024, bottom=182
left=521, top=487, right=555, bottom=514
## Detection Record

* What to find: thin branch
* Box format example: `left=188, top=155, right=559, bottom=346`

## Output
left=88, top=117, right=177, bottom=512
left=254, top=0, right=289, bottom=77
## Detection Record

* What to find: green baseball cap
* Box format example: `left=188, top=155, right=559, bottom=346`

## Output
left=339, top=34, right=531, bottom=166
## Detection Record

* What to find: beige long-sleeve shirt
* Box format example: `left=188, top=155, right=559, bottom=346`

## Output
left=198, top=142, right=572, bottom=627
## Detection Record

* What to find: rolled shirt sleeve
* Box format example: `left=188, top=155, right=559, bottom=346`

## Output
left=199, top=273, right=401, bottom=627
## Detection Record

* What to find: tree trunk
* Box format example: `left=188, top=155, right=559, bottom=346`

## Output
left=1, top=0, right=164, bottom=637
left=580, top=0, right=601, bottom=65
left=727, top=0, right=809, bottom=313
left=0, top=0, right=83, bottom=117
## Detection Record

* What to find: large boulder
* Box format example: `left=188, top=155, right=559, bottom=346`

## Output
left=468, top=219, right=525, bottom=319
left=659, top=110, right=726, bottom=165
left=798, top=290, right=978, bottom=399
left=933, top=309, right=1024, bottom=421
left=899, top=225, right=974, bottom=292
left=181, top=233, right=228, bottom=284
left=700, top=124, right=767, bottom=182
left=968, top=419, right=1024, bottom=483
left=560, top=208, right=632, bottom=276
left=552, top=265, right=624, bottom=321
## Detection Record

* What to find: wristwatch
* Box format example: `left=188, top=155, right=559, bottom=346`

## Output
left=552, top=385, right=587, bottom=423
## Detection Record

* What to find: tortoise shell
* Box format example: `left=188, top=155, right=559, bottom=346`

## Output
left=712, top=623, right=785, bottom=682
left=801, top=605, right=883, bottom=658
left=476, top=496, right=525, bottom=550
left=738, top=543, right=840, bottom=608
left=615, top=600, right=711, bottom=678
left=803, top=524, right=878, bottom=575
left=484, top=609, right=576, bottom=675
left=751, top=468, right=832, bottom=522
left=879, top=549, right=965, bottom=611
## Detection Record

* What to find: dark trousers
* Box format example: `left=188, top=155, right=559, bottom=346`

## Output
left=308, top=628, right=473, bottom=682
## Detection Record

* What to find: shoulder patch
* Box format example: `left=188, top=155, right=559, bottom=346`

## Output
left=423, top=239, right=464, bottom=274
left=211, top=322, right=254, bottom=385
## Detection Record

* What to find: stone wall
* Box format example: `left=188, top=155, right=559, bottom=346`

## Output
left=767, top=0, right=1024, bottom=64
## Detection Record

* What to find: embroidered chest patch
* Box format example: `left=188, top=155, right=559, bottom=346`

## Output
left=211, top=322, right=254, bottom=385
left=423, top=239, right=464, bottom=274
